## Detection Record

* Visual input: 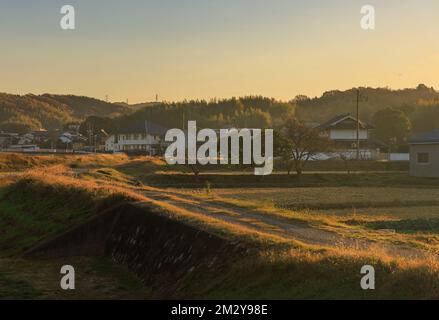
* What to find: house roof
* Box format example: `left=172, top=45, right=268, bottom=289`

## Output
left=410, top=129, right=439, bottom=144
left=317, top=114, right=374, bottom=130
left=116, top=120, right=168, bottom=136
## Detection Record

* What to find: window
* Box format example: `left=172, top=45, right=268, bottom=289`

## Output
left=417, top=153, right=430, bottom=164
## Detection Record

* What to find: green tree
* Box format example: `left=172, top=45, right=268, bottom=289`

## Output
left=234, top=108, right=272, bottom=128
left=411, top=104, right=439, bottom=133
left=372, top=108, right=412, bottom=150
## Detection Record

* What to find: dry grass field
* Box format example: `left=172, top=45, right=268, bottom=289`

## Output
left=190, top=187, right=439, bottom=217
left=2, top=152, right=439, bottom=298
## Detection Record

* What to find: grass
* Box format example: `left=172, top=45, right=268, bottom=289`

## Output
left=171, top=184, right=439, bottom=254
left=0, top=271, right=40, bottom=299
left=0, top=257, right=148, bottom=299
left=0, top=166, right=146, bottom=256
left=2, top=154, right=439, bottom=299
left=0, top=165, right=158, bottom=299
left=181, top=248, right=439, bottom=299
left=0, top=152, right=159, bottom=172
left=0, top=166, right=301, bottom=253
left=195, top=187, right=439, bottom=211
left=83, top=167, right=139, bottom=185
left=130, top=171, right=439, bottom=189
left=346, top=218, right=439, bottom=235
left=300, top=159, right=409, bottom=172
left=64, top=161, right=439, bottom=255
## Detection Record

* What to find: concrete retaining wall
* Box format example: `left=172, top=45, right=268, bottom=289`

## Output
left=24, top=202, right=246, bottom=292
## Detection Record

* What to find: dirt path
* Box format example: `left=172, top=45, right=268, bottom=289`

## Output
left=138, top=188, right=428, bottom=259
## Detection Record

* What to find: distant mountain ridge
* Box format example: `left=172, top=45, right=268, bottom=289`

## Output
left=111, top=85, right=439, bottom=134
left=0, top=93, right=130, bottom=132
left=114, top=101, right=161, bottom=112
left=296, top=84, right=439, bottom=123
left=1, top=84, right=439, bottom=134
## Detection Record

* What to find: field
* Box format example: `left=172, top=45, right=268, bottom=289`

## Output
left=2, top=152, right=439, bottom=299
left=193, top=187, right=439, bottom=216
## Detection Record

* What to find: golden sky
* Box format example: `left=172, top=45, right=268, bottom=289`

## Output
left=1, top=0, right=438, bottom=103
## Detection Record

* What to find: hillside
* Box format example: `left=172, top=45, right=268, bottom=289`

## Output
left=112, top=96, right=295, bottom=131
left=296, top=84, right=439, bottom=132
left=3, top=156, right=439, bottom=299
left=2, top=85, right=439, bottom=134
left=114, top=101, right=161, bottom=112
left=0, top=93, right=130, bottom=132
left=110, top=86, right=439, bottom=133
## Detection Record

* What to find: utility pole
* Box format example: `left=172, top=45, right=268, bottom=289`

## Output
left=355, top=89, right=368, bottom=160
left=356, top=89, right=360, bottom=161
left=87, top=123, right=94, bottom=150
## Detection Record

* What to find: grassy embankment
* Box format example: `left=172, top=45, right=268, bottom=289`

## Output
left=0, top=152, right=143, bottom=172
left=1, top=153, right=439, bottom=298
left=0, top=160, right=151, bottom=299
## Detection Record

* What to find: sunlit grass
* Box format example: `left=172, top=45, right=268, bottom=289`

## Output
left=3, top=154, right=439, bottom=298
left=0, top=152, right=168, bottom=172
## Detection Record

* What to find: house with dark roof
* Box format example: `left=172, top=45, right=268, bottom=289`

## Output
left=317, top=114, right=384, bottom=159
left=105, top=120, right=168, bottom=155
left=409, top=130, right=439, bottom=177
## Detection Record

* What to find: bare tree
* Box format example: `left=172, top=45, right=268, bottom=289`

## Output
left=274, top=131, right=294, bottom=175
left=279, top=118, right=331, bottom=177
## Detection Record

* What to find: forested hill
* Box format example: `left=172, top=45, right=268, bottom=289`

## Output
left=111, top=96, right=296, bottom=131
left=0, top=93, right=130, bottom=132
left=296, top=84, right=439, bottom=132
left=2, top=85, right=439, bottom=134
left=112, top=86, right=439, bottom=133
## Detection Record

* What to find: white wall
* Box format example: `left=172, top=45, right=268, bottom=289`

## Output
left=313, top=150, right=378, bottom=160
left=329, top=129, right=368, bottom=140
left=105, top=135, right=117, bottom=151
left=389, top=153, right=410, bottom=161
left=105, top=134, right=161, bottom=151
left=410, top=144, right=439, bottom=177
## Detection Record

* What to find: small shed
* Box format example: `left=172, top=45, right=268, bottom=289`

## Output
left=409, top=130, right=439, bottom=178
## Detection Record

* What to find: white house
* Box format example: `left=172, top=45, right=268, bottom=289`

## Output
left=105, top=120, right=168, bottom=155
left=318, top=114, right=371, bottom=141
left=317, top=114, right=384, bottom=160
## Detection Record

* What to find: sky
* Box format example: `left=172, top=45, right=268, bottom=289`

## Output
left=0, top=0, right=438, bottom=103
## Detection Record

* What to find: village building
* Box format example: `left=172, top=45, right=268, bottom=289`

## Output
left=105, top=120, right=168, bottom=155
left=64, top=122, right=81, bottom=134
left=6, top=144, right=40, bottom=152
left=317, top=114, right=384, bottom=160
left=59, top=132, right=87, bottom=148
left=0, top=132, right=19, bottom=149
left=409, top=129, right=439, bottom=178
left=30, top=129, right=49, bottom=144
